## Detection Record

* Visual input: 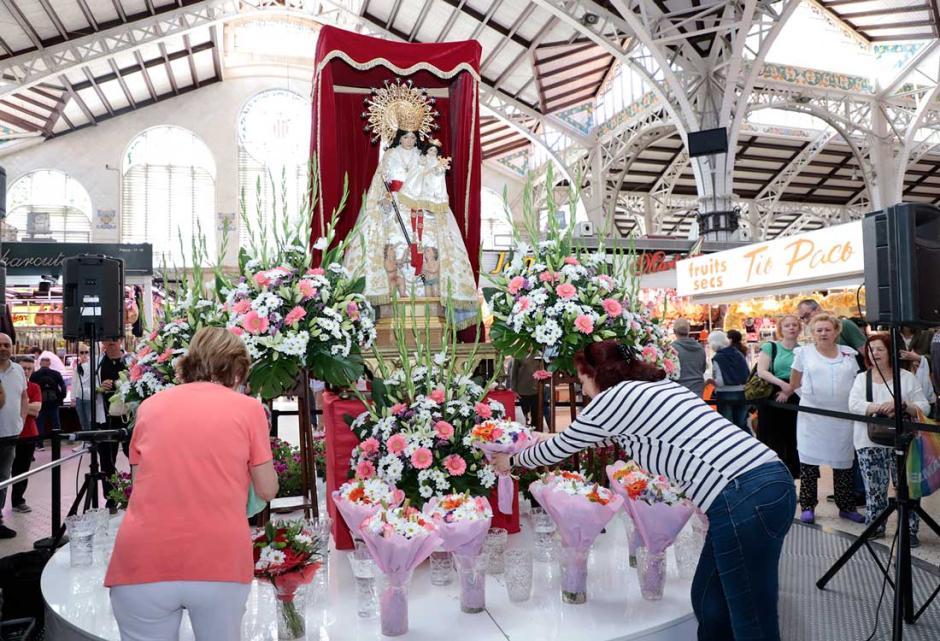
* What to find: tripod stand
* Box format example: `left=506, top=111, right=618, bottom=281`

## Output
left=816, top=325, right=940, bottom=640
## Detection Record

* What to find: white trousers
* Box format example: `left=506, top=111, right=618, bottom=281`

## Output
left=110, top=581, right=250, bottom=641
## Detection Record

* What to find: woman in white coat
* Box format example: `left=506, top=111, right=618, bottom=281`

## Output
left=790, top=313, right=864, bottom=524
left=849, top=333, right=929, bottom=546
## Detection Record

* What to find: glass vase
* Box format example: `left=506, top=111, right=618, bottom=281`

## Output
left=484, top=528, right=508, bottom=575
left=504, top=549, right=533, bottom=603
left=274, top=582, right=308, bottom=640
left=623, top=515, right=641, bottom=569
left=560, top=545, right=589, bottom=604
left=454, top=553, right=486, bottom=614
left=429, top=550, right=454, bottom=586
left=379, top=573, right=412, bottom=637
left=65, top=514, right=95, bottom=568
left=637, top=548, right=667, bottom=601
left=674, top=521, right=706, bottom=580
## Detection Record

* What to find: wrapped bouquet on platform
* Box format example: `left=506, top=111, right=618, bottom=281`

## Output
left=332, top=478, right=404, bottom=542
left=469, top=419, right=532, bottom=514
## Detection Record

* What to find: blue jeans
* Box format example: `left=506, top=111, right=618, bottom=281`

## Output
left=715, top=390, right=750, bottom=432
left=75, top=398, right=93, bottom=430
left=36, top=405, right=61, bottom=439
left=692, top=461, right=796, bottom=641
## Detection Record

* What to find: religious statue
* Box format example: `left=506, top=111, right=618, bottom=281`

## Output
left=343, top=79, right=478, bottom=329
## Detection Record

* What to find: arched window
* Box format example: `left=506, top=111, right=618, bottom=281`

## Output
left=5, top=169, right=92, bottom=242
left=237, top=89, right=310, bottom=250
left=122, top=125, right=216, bottom=267
left=480, top=188, right=514, bottom=250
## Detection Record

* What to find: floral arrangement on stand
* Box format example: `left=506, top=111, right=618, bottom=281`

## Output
left=488, top=166, right=679, bottom=377
left=271, top=437, right=304, bottom=498
left=253, top=519, right=325, bottom=639
left=106, top=471, right=133, bottom=510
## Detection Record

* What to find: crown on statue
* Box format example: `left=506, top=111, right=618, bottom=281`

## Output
left=361, top=78, right=439, bottom=143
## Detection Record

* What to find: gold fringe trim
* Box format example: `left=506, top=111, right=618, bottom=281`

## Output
left=398, top=193, right=449, bottom=214
left=316, top=52, right=480, bottom=81
left=365, top=293, right=479, bottom=310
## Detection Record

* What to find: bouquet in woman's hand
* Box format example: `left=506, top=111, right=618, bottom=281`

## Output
left=332, top=478, right=404, bottom=538
left=422, top=493, right=493, bottom=557
left=359, top=505, right=442, bottom=635
left=469, top=419, right=532, bottom=514
left=607, top=460, right=693, bottom=555
left=253, top=519, right=325, bottom=638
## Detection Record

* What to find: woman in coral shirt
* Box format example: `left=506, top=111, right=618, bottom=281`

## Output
left=105, top=327, right=278, bottom=641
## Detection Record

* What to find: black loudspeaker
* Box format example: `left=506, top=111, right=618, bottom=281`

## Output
left=697, top=209, right=740, bottom=235
left=687, top=127, right=728, bottom=157
left=62, top=255, right=125, bottom=339
left=862, top=203, right=940, bottom=327
left=0, top=166, right=6, bottom=218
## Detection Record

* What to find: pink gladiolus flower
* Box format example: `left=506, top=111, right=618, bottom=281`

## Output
left=356, top=460, right=376, bottom=479
left=346, top=301, right=360, bottom=320
left=228, top=326, right=244, bottom=336
left=233, top=299, right=251, bottom=315
left=434, top=420, right=454, bottom=440
left=298, top=279, right=317, bottom=299
left=444, top=454, right=467, bottom=476
left=475, top=402, right=493, bottom=419
left=137, top=345, right=152, bottom=359
left=539, top=271, right=557, bottom=283
left=556, top=283, right=577, bottom=299
left=602, top=298, right=623, bottom=317
left=387, top=433, right=407, bottom=455
left=243, top=310, right=269, bottom=335
left=360, top=437, right=380, bottom=456
left=156, top=348, right=174, bottom=363
left=574, top=315, right=594, bottom=334
left=390, top=403, right=407, bottom=415
left=532, top=369, right=552, bottom=381
left=129, top=364, right=143, bottom=381
left=307, top=267, right=326, bottom=276
left=564, top=257, right=580, bottom=265
left=284, top=306, right=306, bottom=327
left=253, top=272, right=271, bottom=288
left=429, top=388, right=445, bottom=404
left=507, top=276, right=527, bottom=295
left=411, top=448, right=433, bottom=470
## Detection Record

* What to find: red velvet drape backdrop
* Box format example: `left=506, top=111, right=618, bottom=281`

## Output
left=310, top=26, right=482, bottom=280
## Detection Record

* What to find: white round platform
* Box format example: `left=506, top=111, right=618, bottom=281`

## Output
left=42, top=511, right=696, bottom=641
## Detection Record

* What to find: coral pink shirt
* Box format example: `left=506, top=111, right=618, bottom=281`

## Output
left=104, top=382, right=272, bottom=587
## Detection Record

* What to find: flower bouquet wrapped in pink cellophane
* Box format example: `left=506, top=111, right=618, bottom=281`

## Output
left=424, top=494, right=493, bottom=613
left=332, top=478, right=403, bottom=541
left=469, top=419, right=532, bottom=514
left=529, top=471, right=623, bottom=604
left=359, top=505, right=442, bottom=636
left=607, top=461, right=693, bottom=600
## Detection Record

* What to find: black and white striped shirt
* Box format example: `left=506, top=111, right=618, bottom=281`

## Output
left=515, top=380, right=779, bottom=511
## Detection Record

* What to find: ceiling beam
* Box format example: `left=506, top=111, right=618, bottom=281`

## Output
left=82, top=67, right=113, bottom=116
left=76, top=0, right=99, bottom=32
left=108, top=59, right=136, bottom=108
left=134, top=51, right=158, bottom=101
left=70, top=41, right=213, bottom=91
left=209, top=26, right=223, bottom=81
left=111, top=0, right=127, bottom=23
left=182, top=34, right=200, bottom=88
left=1, top=0, right=42, bottom=48
left=159, top=42, right=180, bottom=95
left=37, top=0, right=69, bottom=39
left=59, top=75, right=94, bottom=124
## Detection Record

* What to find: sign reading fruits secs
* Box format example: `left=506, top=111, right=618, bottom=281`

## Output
left=676, top=221, right=864, bottom=298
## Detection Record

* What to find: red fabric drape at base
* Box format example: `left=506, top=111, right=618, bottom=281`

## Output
left=324, top=389, right=520, bottom=550
left=310, top=26, right=482, bottom=282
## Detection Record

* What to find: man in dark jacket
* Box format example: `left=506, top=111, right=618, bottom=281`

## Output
left=671, top=318, right=706, bottom=397
left=30, top=357, right=66, bottom=448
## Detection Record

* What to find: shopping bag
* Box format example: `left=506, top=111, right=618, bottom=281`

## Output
left=906, top=411, right=940, bottom=500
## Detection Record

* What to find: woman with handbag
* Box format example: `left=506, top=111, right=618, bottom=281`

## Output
left=755, top=314, right=802, bottom=478
left=790, top=313, right=864, bottom=524
left=848, top=333, right=929, bottom=546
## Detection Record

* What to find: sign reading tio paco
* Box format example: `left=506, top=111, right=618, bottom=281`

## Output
left=676, top=221, right=864, bottom=298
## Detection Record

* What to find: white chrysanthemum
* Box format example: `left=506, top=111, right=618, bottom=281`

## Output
left=534, top=320, right=562, bottom=345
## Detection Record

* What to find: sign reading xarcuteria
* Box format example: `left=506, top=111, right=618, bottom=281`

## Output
left=0, top=242, right=153, bottom=276
left=676, top=221, right=864, bottom=298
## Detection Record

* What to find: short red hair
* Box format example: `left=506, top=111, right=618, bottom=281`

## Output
left=862, top=332, right=892, bottom=370
left=574, top=340, right=665, bottom=392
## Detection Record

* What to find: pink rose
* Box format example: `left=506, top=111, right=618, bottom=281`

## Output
left=243, top=310, right=270, bottom=335
left=539, top=271, right=557, bottom=283
left=284, top=306, right=306, bottom=327
left=252, top=272, right=271, bottom=288
left=429, top=388, right=445, bottom=404
left=443, top=454, right=467, bottom=476
left=390, top=403, right=408, bottom=415
left=574, top=314, right=594, bottom=334
left=564, top=257, right=579, bottom=265
left=346, top=301, right=360, bottom=320
left=228, top=326, right=244, bottom=336
left=507, top=276, right=527, bottom=295
left=602, top=298, right=623, bottom=317
left=156, top=347, right=174, bottom=363
left=129, top=364, right=143, bottom=381
left=434, top=420, right=454, bottom=440
left=411, top=448, right=433, bottom=470
left=475, top=402, right=493, bottom=419
left=387, top=433, right=407, bottom=455
left=360, top=437, right=380, bottom=456
left=233, top=299, right=251, bottom=315
left=356, top=460, right=376, bottom=479
left=532, top=369, right=552, bottom=381
left=298, top=279, right=317, bottom=299
left=307, top=267, right=326, bottom=276
left=556, top=283, right=577, bottom=299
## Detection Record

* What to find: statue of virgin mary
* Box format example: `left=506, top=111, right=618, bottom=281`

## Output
left=343, top=79, right=478, bottom=329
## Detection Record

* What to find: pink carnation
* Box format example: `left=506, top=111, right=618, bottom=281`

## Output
left=129, top=364, right=143, bottom=382
left=356, top=460, right=376, bottom=480
left=387, top=433, right=407, bottom=455
left=429, top=388, right=445, bottom=404
left=508, top=276, right=527, bottom=295
left=564, top=257, right=580, bottom=265
left=602, top=298, right=623, bottom=317
left=475, top=402, right=493, bottom=419
left=641, top=345, right=659, bottom=363
left=307, top=267, right=326, bottom=276
left=252, top=272, right=271, bottom=288
left=539, top=271, right=557, bottom=283
left=156, top=348, right=174, bottom=363
left=556, top=283, right=577, bottom=299
left=390, top=403, right=407, bottom=415
left=232, top=299, right=251, bottom=315
left=284, top=306, right=306, bottom=327
left=359, top=437, right=380, bottom=456
left=298, top=279, right=317, bottom=299
left=516, top=296, right=530, bottom=312
left=443, top=454, right=467, bottom=476
left=532, top=369, right=552, bottom=381
left=243, top=310, right=270, bottom=335
left=434, top=420, right=454, bottom=440
left=411, top=448, right=433, bottom=470
left=228, top=326, right=244, bottom=337
left=574, top=314, right=594, bottom=334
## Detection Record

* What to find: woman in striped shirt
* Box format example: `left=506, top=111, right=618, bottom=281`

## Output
left=495, top=340, right=796, bottom=641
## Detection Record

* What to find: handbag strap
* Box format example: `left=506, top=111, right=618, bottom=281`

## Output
left=866, top=369, right=873, bottom=403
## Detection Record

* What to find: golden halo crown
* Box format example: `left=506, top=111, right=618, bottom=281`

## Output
left=361, top=78, right=438, bottom=144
